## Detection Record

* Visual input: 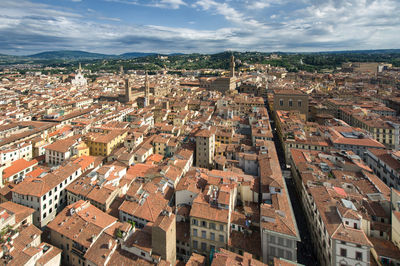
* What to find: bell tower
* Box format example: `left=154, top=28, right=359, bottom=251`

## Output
left=144, top=71, right=150, bottom=106
left=230, top=54, right=235, bottom=78
left=125, top=78, right=131, bottom=102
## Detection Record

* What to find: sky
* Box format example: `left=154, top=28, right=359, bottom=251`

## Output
left=0, top=0, right=399, bottom=55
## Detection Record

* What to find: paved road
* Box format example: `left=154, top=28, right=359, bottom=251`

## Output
left=265, top=100, right=318, bottom=266
left=285, top=177, right=318, bottom=266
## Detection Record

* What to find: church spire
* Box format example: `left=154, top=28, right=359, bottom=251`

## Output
left=78, top=62, right=82, bottom=74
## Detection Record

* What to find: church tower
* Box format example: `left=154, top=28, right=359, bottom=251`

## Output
left=144, top=71, right=150, bottom=106
left=125, top=78, right=132, bottom=102
left=230, top=54, right=235, bottom=78
left=78, top=62, right=82, bottom=74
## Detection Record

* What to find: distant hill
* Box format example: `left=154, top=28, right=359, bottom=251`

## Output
left=0, top=49, right=399, bottom=71
left=26, top=50, right=168, bottom=60
left=119, top=52, right=157, bottom=58
left=27, top=50, right=116, bottom=60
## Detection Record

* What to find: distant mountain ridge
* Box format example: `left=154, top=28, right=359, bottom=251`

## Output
left=26, top=50, right=180, bottom=60
left=0, top=49, right=399, bottom=66
left=120, top=52, right=158, bottom=58
left=28, top=51, right=116, bottom=60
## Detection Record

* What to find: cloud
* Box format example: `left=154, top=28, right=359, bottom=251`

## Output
left=246, top=0, right=271, bottom=9
left=193, top=0, right=264, bottom=28
left=158, top=0, right=187, bottom=9
left=0, top=0, right=399, bottom=55
left=105, top=0, right=186, bottom=9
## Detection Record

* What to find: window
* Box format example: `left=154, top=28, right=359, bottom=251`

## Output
left=269, top=235, right=275, bottom=243
left=340, top=248, right=347, bottom=257
left=289, top=99, right=293, bottom=107
left=210, top=232, right=215, bottom=241
left=201, top=230, right=206, bottom=239
left=210, top=223, right=215, bottom=230
left=298, top=100, right=302, bottom=107
left=193, top=240, right=198, bottom=250
left=279, top=99, right=283, bottom=106
left=201, top=242, right=207, bottom=251
left=201, top=221, right=207, bottom=227
left=192, top=219, right=198, bottom=226
left=219, top=224, right=224, bottom=231
left=219, top=234, right=224, bottom=242
left=286, top=250, right=292, bottom=260
left=278, top=248, right=284, bottom=257
left=193, top=229, right=198, bottom=237
left=356, top=252, right=362, bottom=261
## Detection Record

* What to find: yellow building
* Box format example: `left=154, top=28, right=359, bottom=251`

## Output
left=167, top=112, right=176, bottom=122
left=75, top=141, right=90, bottom=157
left=190, top=203, right=229, bottom=258
left=85, top=129, right=128, bottom=156
left=153, top=135, right=170, bottom=156
left=215, top=129, right=233, bottom=146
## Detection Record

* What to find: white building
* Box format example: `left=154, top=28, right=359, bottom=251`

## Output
left=11, top=162, right=83, bottom=228
left=44, top=136, right=82, bottom=165
left=366, top=148, right=400, bottom=190
left=0, top=142, right=32, bottom=165
left=71, top=63, right=87, bottom=88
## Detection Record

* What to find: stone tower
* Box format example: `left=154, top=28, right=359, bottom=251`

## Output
left=120, top=65, right=124, bottom=76
left=125, top=78, right=131, bottom=102
left=230, top=54, right=235, bottom=78
left=144, top=71, right=150, bottom=106
left=152, top=210, right=176, bottom=265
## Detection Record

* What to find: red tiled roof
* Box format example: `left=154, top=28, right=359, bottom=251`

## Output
left=3, top=158, right=38, bottom=179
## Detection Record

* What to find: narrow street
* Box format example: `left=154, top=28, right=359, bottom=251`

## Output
left=266, top=100, right=318, bottom=266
